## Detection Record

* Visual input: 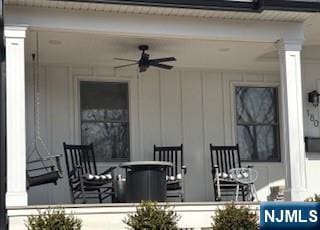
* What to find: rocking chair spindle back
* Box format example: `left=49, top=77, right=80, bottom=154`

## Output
left=210, top=144, right=246, bottom=201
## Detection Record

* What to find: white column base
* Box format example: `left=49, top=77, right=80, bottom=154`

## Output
left=284, top=188, right=307, bottom=201
left=6, top=192, right=28, bottom=207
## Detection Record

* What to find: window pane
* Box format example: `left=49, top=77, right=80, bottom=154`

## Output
left=82, top=109, right=105, bottom=121
left=236, top=87, right=277, bottom=124
left=80, top=81, right=129, bottom=162
left=81, top=81, right=128, bottom=111
left=105, top=109, right=129, bottom=122
left=81, top=122, right=129, bottom=162
left=237, top=125, right=279, bottom=161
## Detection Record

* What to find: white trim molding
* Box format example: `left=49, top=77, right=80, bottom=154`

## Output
left=5, top=26, right=28, bottom=206
left=277, top=39, right=307, bottom=201
left=6, top=6, right=304, bottom=43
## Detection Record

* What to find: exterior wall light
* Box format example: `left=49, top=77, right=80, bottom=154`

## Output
left=308, top=90, right=320, bottom=107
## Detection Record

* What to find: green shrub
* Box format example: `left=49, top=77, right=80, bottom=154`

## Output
left=211, top=203, right=259, bottom=230
left=123, top=200, right=180, bottom=230
left=305, top=194, right=320, bottom=202
left=26, top=208, right=82, bottom=230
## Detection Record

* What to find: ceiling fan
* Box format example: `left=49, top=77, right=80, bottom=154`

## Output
left=114, top=45, right=176, bottom=72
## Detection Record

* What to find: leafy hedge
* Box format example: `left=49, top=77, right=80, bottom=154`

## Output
left=211, top=203, right=259, bottom=230
left=124, top=200, right=180, bottom=230
left=305, top=194, right=320, bottom=202
left=26, top=208, right=82, bottom=230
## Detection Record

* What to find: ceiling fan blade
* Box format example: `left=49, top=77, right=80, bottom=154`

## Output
left=149, top=57, right=176, bottom=63
left=114, top=58, right=138, bottom=62
left=150, top=62, right=173, bottom=70
left=114, top=62, right=138, bottom=69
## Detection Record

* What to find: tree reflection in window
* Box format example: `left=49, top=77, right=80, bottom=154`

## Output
left=80, top=82, right=129, bottom=162
left=236, top=86, right=280, bottom=162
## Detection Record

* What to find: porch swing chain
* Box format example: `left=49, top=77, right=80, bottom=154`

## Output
left=27, top=32, right=60, bottom=174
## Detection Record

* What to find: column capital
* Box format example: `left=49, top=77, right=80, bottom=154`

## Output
left=4, top=26, right=28, bottom=39
left=275, top=39, right=304, bottom=52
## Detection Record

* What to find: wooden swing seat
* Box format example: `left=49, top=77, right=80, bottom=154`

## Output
left=27, top=170, right=60, bottom=187
left=27, top=155, right=62, bottom=189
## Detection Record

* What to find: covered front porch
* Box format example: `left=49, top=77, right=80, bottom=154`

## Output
left=4, top=0, right=318, bottom=211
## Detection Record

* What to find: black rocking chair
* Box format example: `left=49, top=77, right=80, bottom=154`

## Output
left=63, top=142, right=116, bottom=204
left=154, top=144, right=187, bottom=202
left=210, top=144, right=249, bottom=201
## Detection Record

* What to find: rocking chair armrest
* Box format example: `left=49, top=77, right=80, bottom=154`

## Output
left=182, top=165, right=187, bottom=175
left=99, top=166, right=117, bottom=176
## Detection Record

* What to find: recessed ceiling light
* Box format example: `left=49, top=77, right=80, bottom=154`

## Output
left=48, top=40, right=62, bottom=45
left=218, top=48, right=230, bottom=52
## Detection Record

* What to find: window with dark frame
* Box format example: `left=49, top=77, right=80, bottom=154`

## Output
left=80, top=81, right=130, bottom=162
left=235, top=86, right=280, bottom=162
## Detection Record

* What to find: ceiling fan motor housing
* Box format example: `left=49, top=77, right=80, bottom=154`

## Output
left=139, top=45, right=149, bottom=51
left=138, top=52, right=150, bottom=72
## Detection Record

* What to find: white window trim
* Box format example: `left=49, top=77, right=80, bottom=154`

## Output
left=230, top=81, right=283, bottom=165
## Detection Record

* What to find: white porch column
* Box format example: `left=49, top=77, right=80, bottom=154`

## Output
left=277, top=39, right=307, bottom=201
left=5, top=26, right=28, bottom=206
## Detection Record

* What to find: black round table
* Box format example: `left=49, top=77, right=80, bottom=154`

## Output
left=119, top=161, right=173, bottom=202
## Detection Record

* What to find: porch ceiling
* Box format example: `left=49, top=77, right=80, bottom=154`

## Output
left=304, top=13, right=320, bottom=45
left=26, top=30, right=281, bottom=71
left=7, top=0, right=320, bottom=48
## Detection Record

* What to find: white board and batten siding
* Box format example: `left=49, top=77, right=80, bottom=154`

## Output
left=26, top=63, right=284, bottom=204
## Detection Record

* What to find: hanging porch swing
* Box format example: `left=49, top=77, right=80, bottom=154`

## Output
left=26, top=36, right=63, bottom=188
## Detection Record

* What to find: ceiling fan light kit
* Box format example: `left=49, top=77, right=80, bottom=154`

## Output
left=114, top=45, right=176, bottom=72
